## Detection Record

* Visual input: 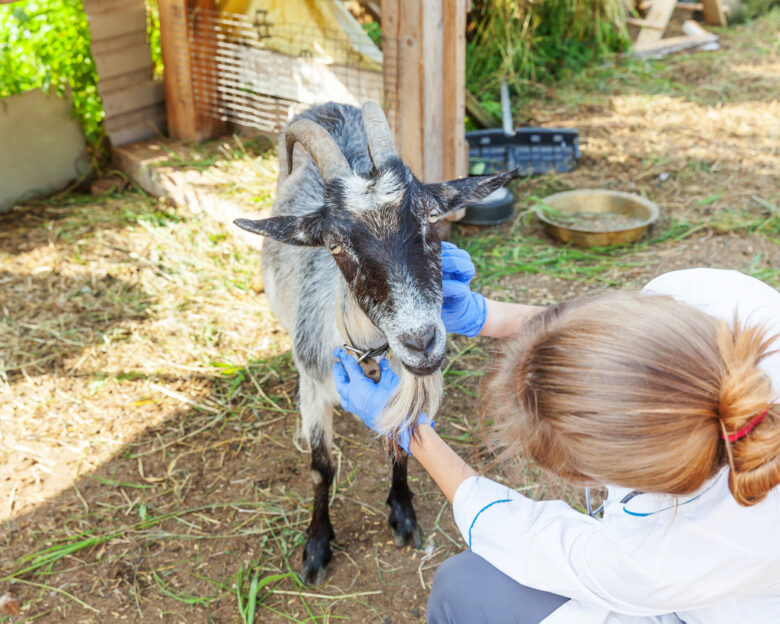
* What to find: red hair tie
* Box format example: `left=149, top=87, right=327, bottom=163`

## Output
left=722, top=408, right=770, bottom=443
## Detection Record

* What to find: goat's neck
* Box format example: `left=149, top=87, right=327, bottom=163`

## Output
left=336, top=278, right=386, bottom=351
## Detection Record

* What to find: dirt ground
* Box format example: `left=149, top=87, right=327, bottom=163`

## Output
left=2, top=12, right=779, bottom=624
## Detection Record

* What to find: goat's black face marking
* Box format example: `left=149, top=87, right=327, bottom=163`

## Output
left=232, top=156, right=519, bottom=374
left=319, top=161, right=447, bottom=374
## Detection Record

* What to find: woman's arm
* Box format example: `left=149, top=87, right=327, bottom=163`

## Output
left=407, top=424, right=476, bottom=504
left=479, top=299, right=543, bottom=339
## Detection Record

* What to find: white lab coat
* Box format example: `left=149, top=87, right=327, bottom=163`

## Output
left=452, top=268, right=780, bottom=623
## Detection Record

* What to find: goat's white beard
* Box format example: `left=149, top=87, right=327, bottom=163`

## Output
left=380, top=366, right=443, bottom=440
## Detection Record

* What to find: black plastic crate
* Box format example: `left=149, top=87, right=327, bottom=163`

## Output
left=466, top=127, right=580, bottom=176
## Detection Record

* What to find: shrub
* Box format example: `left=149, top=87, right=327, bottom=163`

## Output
left=0, top=0, right=104, bottom=148
left=466, top=0, right=631, bottom=100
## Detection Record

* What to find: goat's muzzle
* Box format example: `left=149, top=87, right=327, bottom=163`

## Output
left=403, top=357, right=445, bottom=377
left=396, top=324, right=445, bottom=376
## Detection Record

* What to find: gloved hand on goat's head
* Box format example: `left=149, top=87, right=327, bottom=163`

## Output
left=332, top=347, right=433, bottom=455
left=441, top=242, right=487, bottom=337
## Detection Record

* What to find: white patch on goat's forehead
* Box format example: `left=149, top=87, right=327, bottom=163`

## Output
left=342, top=171, right=404, bottom=214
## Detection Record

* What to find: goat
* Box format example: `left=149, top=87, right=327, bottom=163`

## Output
left=234, top=101, right=517, bottom=585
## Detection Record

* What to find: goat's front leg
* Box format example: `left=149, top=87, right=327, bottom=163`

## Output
left=386, top=452, right=422, bottom=548
left=298, top=372, right=336, bottom=586
left=302, top=433, right=335, bottom=586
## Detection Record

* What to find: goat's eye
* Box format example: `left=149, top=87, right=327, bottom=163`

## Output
left=328, top=243, right=343, bottom=255
left=427, top=210, right=441, bottom=224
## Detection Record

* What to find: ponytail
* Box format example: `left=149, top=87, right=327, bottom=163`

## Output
left=486, top=292, right=780, bottom=506
left=717, top=321, right=780, bottom=505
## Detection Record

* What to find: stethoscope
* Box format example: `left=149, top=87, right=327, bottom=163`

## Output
left=585, top=488, right=643, bottom=518
left=585, top=478, right=719, bottom=519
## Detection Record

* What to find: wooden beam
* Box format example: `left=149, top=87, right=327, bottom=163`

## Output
left=158, top=0, right=222, bottom=141
left=442, top=0, right=468, bottom=181
left=701, top=0, right=727, bottom=26
left=633, top=22, right=718, bottom=57
left=638, top=1, right=703, bottom=9
left=382, top=0, right=466, bottom=185
left=422, top=0, right=444, bottom=183
left=634, top=0, right=676, bottom=48
left=465, top=90, right=499, bottom=128
left=626, top=16, right=667, bottom=30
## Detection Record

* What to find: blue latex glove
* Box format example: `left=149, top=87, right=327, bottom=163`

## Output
left=441, top=241, right=487, bottom=337
left=332, top=347, right=432, bottom=454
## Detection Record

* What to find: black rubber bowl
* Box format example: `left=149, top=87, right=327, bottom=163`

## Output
left=460, top=186, right=515, bottom=225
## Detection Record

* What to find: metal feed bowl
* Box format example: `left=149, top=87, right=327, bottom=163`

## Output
left=535, top=189, right=659, bottom=247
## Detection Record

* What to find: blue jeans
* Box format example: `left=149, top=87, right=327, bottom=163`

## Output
left=427, top=550, right=569, bottom=624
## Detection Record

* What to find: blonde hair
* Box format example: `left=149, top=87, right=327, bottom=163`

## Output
left=487, top=292, right=780, bottom=506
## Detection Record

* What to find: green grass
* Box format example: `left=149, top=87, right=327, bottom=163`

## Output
left=466, top=0, right=630, bottom=108
left=454, top=198, right=780, bottom=291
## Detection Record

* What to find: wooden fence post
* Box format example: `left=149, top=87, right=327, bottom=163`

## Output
left=381, top=0, right=467, bottom=185
left=158, top=0, right=223, bottom=141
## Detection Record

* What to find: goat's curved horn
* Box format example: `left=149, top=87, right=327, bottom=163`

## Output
left=361, top=102, right=398, bottom=168
left=285, top=119, right=351, bottom=182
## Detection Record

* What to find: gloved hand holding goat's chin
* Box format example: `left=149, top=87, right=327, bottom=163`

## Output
left=441, top=242, right=487, bottom=337
left=332, top=348, right=431, bottom=454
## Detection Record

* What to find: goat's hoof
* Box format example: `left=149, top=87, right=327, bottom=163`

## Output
left=392, top=521, right=423, bottom=549
left=388, top=501, right=422, bottom=549
left=302, top=534, right=333, bottom=586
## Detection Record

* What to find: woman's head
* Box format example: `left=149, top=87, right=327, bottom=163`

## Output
left=487, top=292, right=779, bottom=506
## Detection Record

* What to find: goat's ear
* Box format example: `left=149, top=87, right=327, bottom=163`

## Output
left=426, top=168, right=520, bottom=215
left=233, top=212, right=324, bottom=247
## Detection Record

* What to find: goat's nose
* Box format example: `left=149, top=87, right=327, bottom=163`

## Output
left=399, top=326, right=437, bottom=355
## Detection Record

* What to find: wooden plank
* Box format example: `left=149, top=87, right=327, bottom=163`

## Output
left=465, top=90, right=498, bottom=128
left=105, top=103, right=167, bottom=146
left=701, top=0, right=727, bottom=25
left=81, top=0, right=131, bottom=11
left=91, top=29, right=149, bottom=56
left=626, top=17, right=666, bottom=30
left=83, top=0, right=166, bottom=145
left=633, top=31, right=718, bottom=57
left=392, top=0, right=424, bottom=178
left=92, top=41, right=155, bottom=80
left=638, top=1, right=704, bottom=9
left=682, top=19, right=710, bottom=36
left=102, top=81, right=166, bottom=118
left=98, top=67, right=162, bottom=95
left=442, top=0, right=467, bottom=182
left=86, top=5, right=147, bottom=41
left=422, top=0, right=444, bottom=183
left=380, top=0, right=399, bottom=133
left=382, top=0, right=466, bottom=185
left=634, top=0, right=676, bottom=47
left=105, top=102, right=166, bottom=132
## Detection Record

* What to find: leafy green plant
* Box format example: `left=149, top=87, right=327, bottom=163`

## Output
left=362, top=20, right=382, bottom=48
left=466, top=0, right=631, bottom=104
left=146, top=0, right=164, bottom=78
left=729, top=0, right=780, bottom=22
left=0, top=0, right=104, bottom=150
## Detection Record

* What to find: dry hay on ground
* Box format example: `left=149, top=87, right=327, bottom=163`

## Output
left=1, top=11, right=779, bottom=623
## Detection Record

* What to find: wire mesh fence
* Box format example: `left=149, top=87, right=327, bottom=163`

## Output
left=169, top=4, right=391, bottom=134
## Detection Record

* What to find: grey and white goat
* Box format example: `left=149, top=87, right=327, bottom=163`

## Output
left=234, top=101, right=517, bottom=585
